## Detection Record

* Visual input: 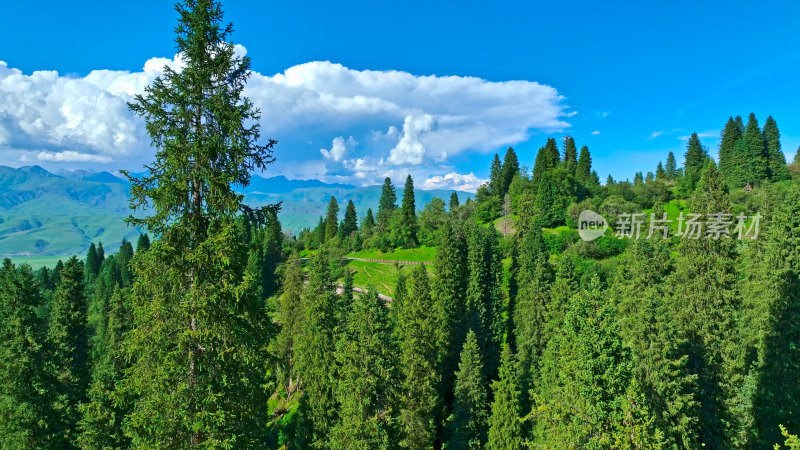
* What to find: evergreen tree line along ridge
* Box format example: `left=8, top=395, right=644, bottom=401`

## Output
left=3, top=0, right=800, bottom=448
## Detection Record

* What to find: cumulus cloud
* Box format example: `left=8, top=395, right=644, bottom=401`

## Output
left=424, top=172, right=486, bottom=192
left=0, top=47, right=571, bottom=185
left=591, top=130, right=600, bottom=135
left=320, top=136, right=357, bottom=162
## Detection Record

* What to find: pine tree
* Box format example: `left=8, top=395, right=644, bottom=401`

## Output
left=489, top=154, right=503, bottom=196
left=666, top=151, right=678, bottom=179
left=533, top=171, right=565, bottom=227
left=96, top=242, right=105, bottom=265
left=563, top=136, right=578, bottom=174
left=399, top=175, right=419, bottom=248
left=324, top=196, right=339, bottom=242
left=501, top=147, right=520, bottom=196
left=341, top=199, right=358, bottom=238
left=46, top=256, right=89, bottom=447
left=744, top=113, right=768, bottom=185
left=115, top=239, right=134, bottom=287
left=656, top=161, right=666, bottom=180
left=763, top=115, right=789, bottom=181
left=576, top=145, right=593, bottom=183
left=488, top=343, right=523, bottom=450
left=0, top=261, right=49, bottom=447
left=331, top=288, right=398, bottom=449
left=633, top=171, right=644, bottom=186
left=295, top=250, right=340, bottom=445
left=449, top=330, right=488, bottom=449
left=449, top=191, right=460, bottom=211
left=119, top=1, right=277, bottom=444
left=398, top=265, right=441, bottom=448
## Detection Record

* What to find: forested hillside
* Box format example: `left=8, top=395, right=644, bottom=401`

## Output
left=2, top=0, right=800, bottom=448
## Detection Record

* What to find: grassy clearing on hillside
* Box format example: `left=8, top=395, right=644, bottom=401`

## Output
left=346, top=246, right=436, bottom=262
left=341, top=260, right=417, bottom=295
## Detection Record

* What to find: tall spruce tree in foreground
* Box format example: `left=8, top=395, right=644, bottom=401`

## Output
left=744, top=113, right=768, bottom=185
left=576, top=145, right=593, bottom=183
left=489, top=154, right=503, bottom=196
left=450, top=191, right=460, bottom=211
left=340, top=199, right=358, bottom=238
left=488, top=343, right=523, bottom=450
left=719, top=116, right=743, bottom=188
left=666, top=151, right=678, bottom=179
left=681, top=132, right=708, bottom=194
left=46, top=256, right=89, bottom=447
left=120, top=1, right=277, bottom=445
left=501, top=147, right=520, bottom=196
left=763, top=115, right=789, bottom=181
left=398, top=266, right=441, bottom=448
left=331, top=288, right=398, bottom=448
left=562, top=137, right=578, bottom=174
left=449, top=330, right=488, bottom=449
left=0, top=261, right=49, bottom=447
left=273, top=257, right=304, bottom=396
left=295, top=250, right=340, bottom=445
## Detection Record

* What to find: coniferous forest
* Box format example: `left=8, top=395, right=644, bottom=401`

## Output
left=3, top=1, right=800, bottom=448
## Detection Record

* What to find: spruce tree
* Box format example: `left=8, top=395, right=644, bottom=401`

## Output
left=681, top=132, right=708, bottom=193
left=532, top=138, right=560, bottom=186
left=718, top=117, right=742, bottom=188
left=377, top=177, right=397, bottom=226
left=398, top=265, right=441, bottom=448
left=562, top=136, right=578, bottom=174
left=46, top=256, right=89, bottom=447
left=449, top=191, right=460, bottom=211
left=656, top=161, right=666, bottom=180
left=331, top=288, right=398, bottom=448
left=464, top=225, right=504, bottom=380
left=488, top=343, right=523, bottom=450
left=273, top=257, right=304, bottom=396
left=135, top=233, right=150, bottom=252
left=763, top=115, right=789, bottom=181
left=576, top=145, right=593, bottom=183
left=324, top=196, right=339, bottom=242
left=341, top=199, right=358, bottom=238
left=744, top=113, right=768, bottom=185
left=501, top=147, right=520, bottom=196
left=666, top=151, right=678, bottom=179
left=78, top=287, right=132, bottom=449
left=84, top=243, right=100, bottom=283
left=295, top=250, right=340, bottom=445
left=120, top=1, right=277, bottom=444
left=0, top=261, right=49, bottom=447
left=449, top=330, right=488, bottom=449
left=399, top=175, right=419, bottom=248
left=489, top=154, right=503, bottom=196
left=432, top=220, right=468, bottom=414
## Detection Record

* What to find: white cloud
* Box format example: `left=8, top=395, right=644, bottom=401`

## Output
left=678, top=130, right=718, bottom=140
left=0, top=48, right=571, bottom=183
left=591, top=130, right=600, bottom=135
left=320, top=136, right=356, bottom=162
left=424, top=172, right=486, bottom=192
left=648, top=131, right=664, bottom=139
left=37, top=150, right=112, bottom=163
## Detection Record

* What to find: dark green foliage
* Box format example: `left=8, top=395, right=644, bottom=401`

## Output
left=0, top=261, right=49, bottom=447
left=418, top=197, right=447, bottom=246
left=398, top=266, right=441, bottom=448
left=273, top=257, right=304, bottom=396
left=46, top=257, right=89, bottom=447
left=399, top=175, right=419, bottom=248
left=377, top=177, right=397, bottom=226
left=533, top=171, right=566, bottom=227
left=331, top=288, right=397, bottom=448
left=449, top=330, right=488, bottom=449
left=488, top=344, right=523, bottom=450
left=84, top=243, right=100, bottom=282
left=489, top=153, right=503, bottom=196
left=562, top=137, right=578, bottom=174
left=763, top=116, right=789, bottom=181
left=115, top=239, right=134, bottom=287
left=719, top=117, right=742, bottom=188
left=532, top=138, right=560, bottom=186
left=655, top=161, right=666, bottom=180
left=324, top=196, right=339, bottom=242
left=744, top=113, right=768, bottom=185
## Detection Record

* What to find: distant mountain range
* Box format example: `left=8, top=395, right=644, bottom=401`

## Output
left=0, top=166, right=472, bottom=257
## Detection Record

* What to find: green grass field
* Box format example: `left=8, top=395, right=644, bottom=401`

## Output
left=346, top=245, right=436, bottom=262
left=341, top=260, right=418, bottom=296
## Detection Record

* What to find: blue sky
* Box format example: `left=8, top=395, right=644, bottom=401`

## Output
left=1, top=0, right=799, bottom=190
